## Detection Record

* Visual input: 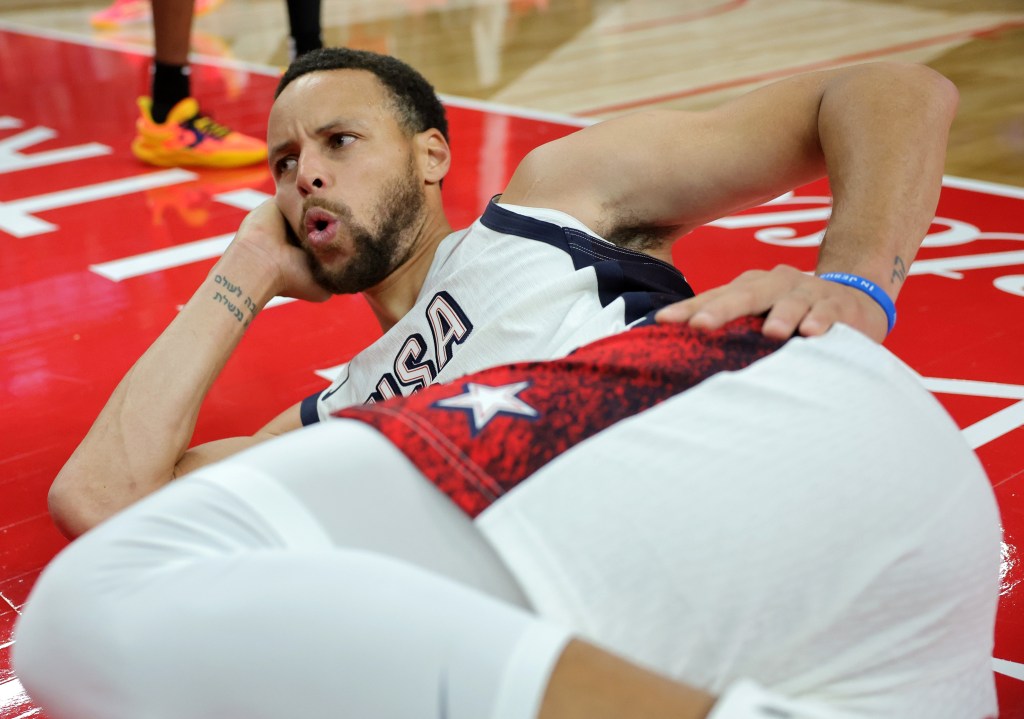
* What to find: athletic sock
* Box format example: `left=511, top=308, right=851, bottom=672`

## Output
left=151, top=62, right=191, bottom=124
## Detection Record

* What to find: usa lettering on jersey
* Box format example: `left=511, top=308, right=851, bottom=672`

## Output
left=367, top=291, right=474, bottom=403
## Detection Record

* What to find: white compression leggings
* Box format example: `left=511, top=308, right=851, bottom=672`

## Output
left=14, top=421, right=572, bottom=719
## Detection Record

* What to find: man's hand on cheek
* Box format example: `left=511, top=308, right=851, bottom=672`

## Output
left=227, top=200, right=332, bottom=303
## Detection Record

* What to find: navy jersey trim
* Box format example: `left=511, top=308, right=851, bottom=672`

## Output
left=300, top=392, right=321, bottom=426
left=480, top=199, right=694, bottom=323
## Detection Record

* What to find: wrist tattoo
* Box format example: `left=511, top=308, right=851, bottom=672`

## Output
left=212, top=273, right=259, bottom=328
left=892, top=256, right=907, bottom=284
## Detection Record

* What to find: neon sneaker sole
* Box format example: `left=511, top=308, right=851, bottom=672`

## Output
left=130, top=138, right=268, bottom=168
left=131, top=96, right=268, bottom=169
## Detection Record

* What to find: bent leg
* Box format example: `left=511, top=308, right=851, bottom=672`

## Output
left=194, top=419, right=532, bottom=605
left=479, top=324, right=1001, bottom=717
left=15, top=421, right=554, bottom=718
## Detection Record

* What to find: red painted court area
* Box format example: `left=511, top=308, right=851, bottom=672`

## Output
left=1, top=26, right=1023, bottom=718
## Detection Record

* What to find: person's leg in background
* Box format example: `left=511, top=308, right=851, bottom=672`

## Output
left=90, top=0, right=222, bottom=31
left=148, top=0, right=194, bottom=124
left=131, top=0, right=268, bottom=168
left=286, top=0, right=323, bottom=60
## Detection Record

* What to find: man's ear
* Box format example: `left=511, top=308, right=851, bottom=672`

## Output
left=416, top=128, right=451, bottom=185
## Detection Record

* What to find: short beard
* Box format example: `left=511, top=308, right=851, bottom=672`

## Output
left=302, top=159, right=426, bottom=295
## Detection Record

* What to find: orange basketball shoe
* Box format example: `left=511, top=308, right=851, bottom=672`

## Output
left=90, top=0, right=224, bottom=30
left=131, top=97, right=267, bottom=169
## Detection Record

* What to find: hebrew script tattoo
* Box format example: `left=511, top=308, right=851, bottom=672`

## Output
left=892, top=256, right=907, bottom=284
left=212, top=274, right=258, bottom=328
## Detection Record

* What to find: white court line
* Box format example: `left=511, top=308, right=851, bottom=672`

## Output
left=215, top=188, right=272, bottom=211
left=943, top=175, right=1024, bottom=200
left=87, top=191, right=271, bottom=280
left=0, top=20, right=274, bottom=75
left=90, top=234, right=233, bottom=281
left=90, top=189, right=294, bottom=299
left=95, top=230, right=296, bottom=307
left=438, top=93, right=591, bottom=127
left=4, top=172, right=196, bottom=214
left=265, top=296, right=296, bottom=308
left=0, top=126, right=111, bottom=175
left=176, top=297, right=297, bottom=311
left=0, top=679, right=33, bottom=710
left=3, top=169, right=197, bottom=213
left=90, top=187, right=289, bottom=301
left=994, top=658, right=1024, bottom=682
left=708, top=207, right=831, bottom=229
left=962, top=401, right=1024, bottom=451
left=922, top=378, right=1024, bottom=450
left=909, top=250, right=1024, bottom=278
left=1, top=168, right=197, bottom=238
left=921, top=378, right=1024, bottom=400
left=925, top=376, right=1024, bottom=450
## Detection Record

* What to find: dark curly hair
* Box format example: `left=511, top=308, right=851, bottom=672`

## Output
left=276, top=48, right=449, bottom=144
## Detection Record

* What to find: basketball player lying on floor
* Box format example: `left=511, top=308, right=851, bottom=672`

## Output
left=18, top=49, right=999, bottom=718
left=47, top=50, right=959, bottom=545
left=15, top=315, right=1000, bottom=718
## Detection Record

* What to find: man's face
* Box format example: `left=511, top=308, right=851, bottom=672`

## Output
left=268, top=69, right=427, bottom=294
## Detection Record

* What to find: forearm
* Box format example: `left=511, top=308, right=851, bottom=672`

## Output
left=50, top=246, right=280, bottom=538
left=538, top=640, right=853, bottom=719
left=815, top=63, right=959, bottom=296
left=538, top=639, right=715, bottom=719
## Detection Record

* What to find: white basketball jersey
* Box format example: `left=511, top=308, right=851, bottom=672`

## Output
left=301, top=200, right=693, bottom=422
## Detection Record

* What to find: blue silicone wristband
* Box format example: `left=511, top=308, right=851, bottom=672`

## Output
left=818, top=272, right=897, bottom=334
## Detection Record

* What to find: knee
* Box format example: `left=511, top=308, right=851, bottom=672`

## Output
left=14, top=539, right=135, bottom=717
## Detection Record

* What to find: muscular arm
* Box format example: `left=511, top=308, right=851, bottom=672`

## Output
left=49, top=202, right=328, bottom=539
left=503, top=62, right=959, bottom=341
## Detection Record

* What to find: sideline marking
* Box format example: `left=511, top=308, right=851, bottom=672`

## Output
left=602, top=0, right=747, bottom=34
left=0, top=21, right=592, bottom=129
left=578, top=20, right=1024, bottom=116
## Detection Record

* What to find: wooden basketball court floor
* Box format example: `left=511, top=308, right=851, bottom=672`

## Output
left=0, top=0, right=1022, bottom=716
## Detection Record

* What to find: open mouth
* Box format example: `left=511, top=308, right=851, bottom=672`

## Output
left=303, top=207, right=339, bottom=247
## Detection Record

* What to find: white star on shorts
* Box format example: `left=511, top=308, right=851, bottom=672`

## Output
left=433, top=381, right=539, bottom=434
